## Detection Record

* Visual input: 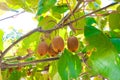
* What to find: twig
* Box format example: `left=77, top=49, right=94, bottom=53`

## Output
left=63, top=2, right=118, bottom=26
left=54, top=0, right=83, bottom=28
left=80, top=72, right=89, bottom=77
left=0, top=11, right=25, bottom=21
left=2, top=52, right=88, bottom=69
left=4, top=49, right=34, bottom=62
left=43, top=2, right=118, bottom=32
left=1, top=57, right=59, bottom=69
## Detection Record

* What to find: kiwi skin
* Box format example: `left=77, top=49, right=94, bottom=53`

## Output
left=37, top=41, right=48, bottom=56
left=51, top=36, right=64, bottom=52
left=48, top=44, right=58, bottom=57
left=67, top=36, right=79, bottom=52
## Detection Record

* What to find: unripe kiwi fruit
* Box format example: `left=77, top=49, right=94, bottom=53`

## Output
left=67, top=36, right=79, bottom=52
left=37, top=41, right=48, bottom=56
left=48, top=44, right=58, bottom=57
left=51, top=36, right=64, bottom=52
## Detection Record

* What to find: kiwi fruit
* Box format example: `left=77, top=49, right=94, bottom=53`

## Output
left=67, top=36, right=79, bottom=52
left=51, top=36, right=64, bottom=52
left=48, top=44, right=58, bottom=57
left=37, top=41, right=48, bottom=56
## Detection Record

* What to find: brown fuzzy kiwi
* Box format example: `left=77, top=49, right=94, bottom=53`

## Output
left=37, top=41, right=48, bottom=56
left=67, top=36, right=79, bottom=52
left=48, top=44, right=58, bottom=57
left=51, top=36, right=64, bottom=52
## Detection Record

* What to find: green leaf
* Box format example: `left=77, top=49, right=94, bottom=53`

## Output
left=67, top=54, right=76, bottom=78
left=86, top=17, right=96, bottom=26
left=84, top=25, right=113, bottom=53
left=70, top=11, right=85, bottom=34
left=96, top=0, right=101, bottom=5
left=51, top=4, right=68, bottom=19
left=84, top=26, right=112, bottom=51
left=117, top=5, right=120, bottom=11
left=51, top=12, right=61, bottom=19
left=73, top=54, right=82, bottom=77
left=52, top=4, right=68, bottom=14
left=58, top=50, right=68, bottom=80
left=84, top=25, right=120, bottom=80
left=22, top=32, right=40, bottom=49
left=109, top=13, right=120, bottom=30
left=25, top=56, right=36, bottom=61
left=25, top=0, right=38, bottom=12
left=70, top=12, right=85, bottom=29
left=16, top=32, right=40, bottom=56
left=8, top=69, right=21, bottom=80
left=109, top=31, right=120, bottom=38
left=36, top=0, right=57, bottom=16
left=38, top=16, right=57, bottom=30
left=49, top=61, right=58, bottom=79
left=58, top=49, right=82, bottom=80
left=97, top=17, right=107, bottom=30
left=0, top=29, right=4, bottom=51
left=88, top=2, right=100, bottom=10
left=59, top=29, right=67, bottom=39
left=111, top=38, right=120, bottom=53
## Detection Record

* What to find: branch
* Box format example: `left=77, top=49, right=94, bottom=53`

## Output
left=2, top=57, right=59, bottom=69
left=63, top=2, right=118, bottom=26
left=43, top=2, right=118, bottom=32
left=1, top=52, right=88, bottom=69
left=1, top=27, right=41, bottom=58
left=52, top=0, right=83, bottom=29
left=0, top=11, right=25, bottom=21
left=4, top=49, right=34, bottom=62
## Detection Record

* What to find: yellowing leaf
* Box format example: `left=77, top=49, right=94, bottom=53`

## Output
left=53, top=72, right=61, bottom=80
left=0, top=2, right=9, bottom=11
left=109, top=13, right=120, bottom=30
left=70, top=12, right=85, bottom=29
left=38, top=16, right=57, bottom=30
left=6, top=0, right=26, bottom=10
left=0, top=69, right=2, bottom=80
left=0, top=29, right=4, bottom=51
left=70, top=11, right=85, bottom=34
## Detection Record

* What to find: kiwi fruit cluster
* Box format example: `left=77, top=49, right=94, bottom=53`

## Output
left=37, top=36, right=79, bottom=56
